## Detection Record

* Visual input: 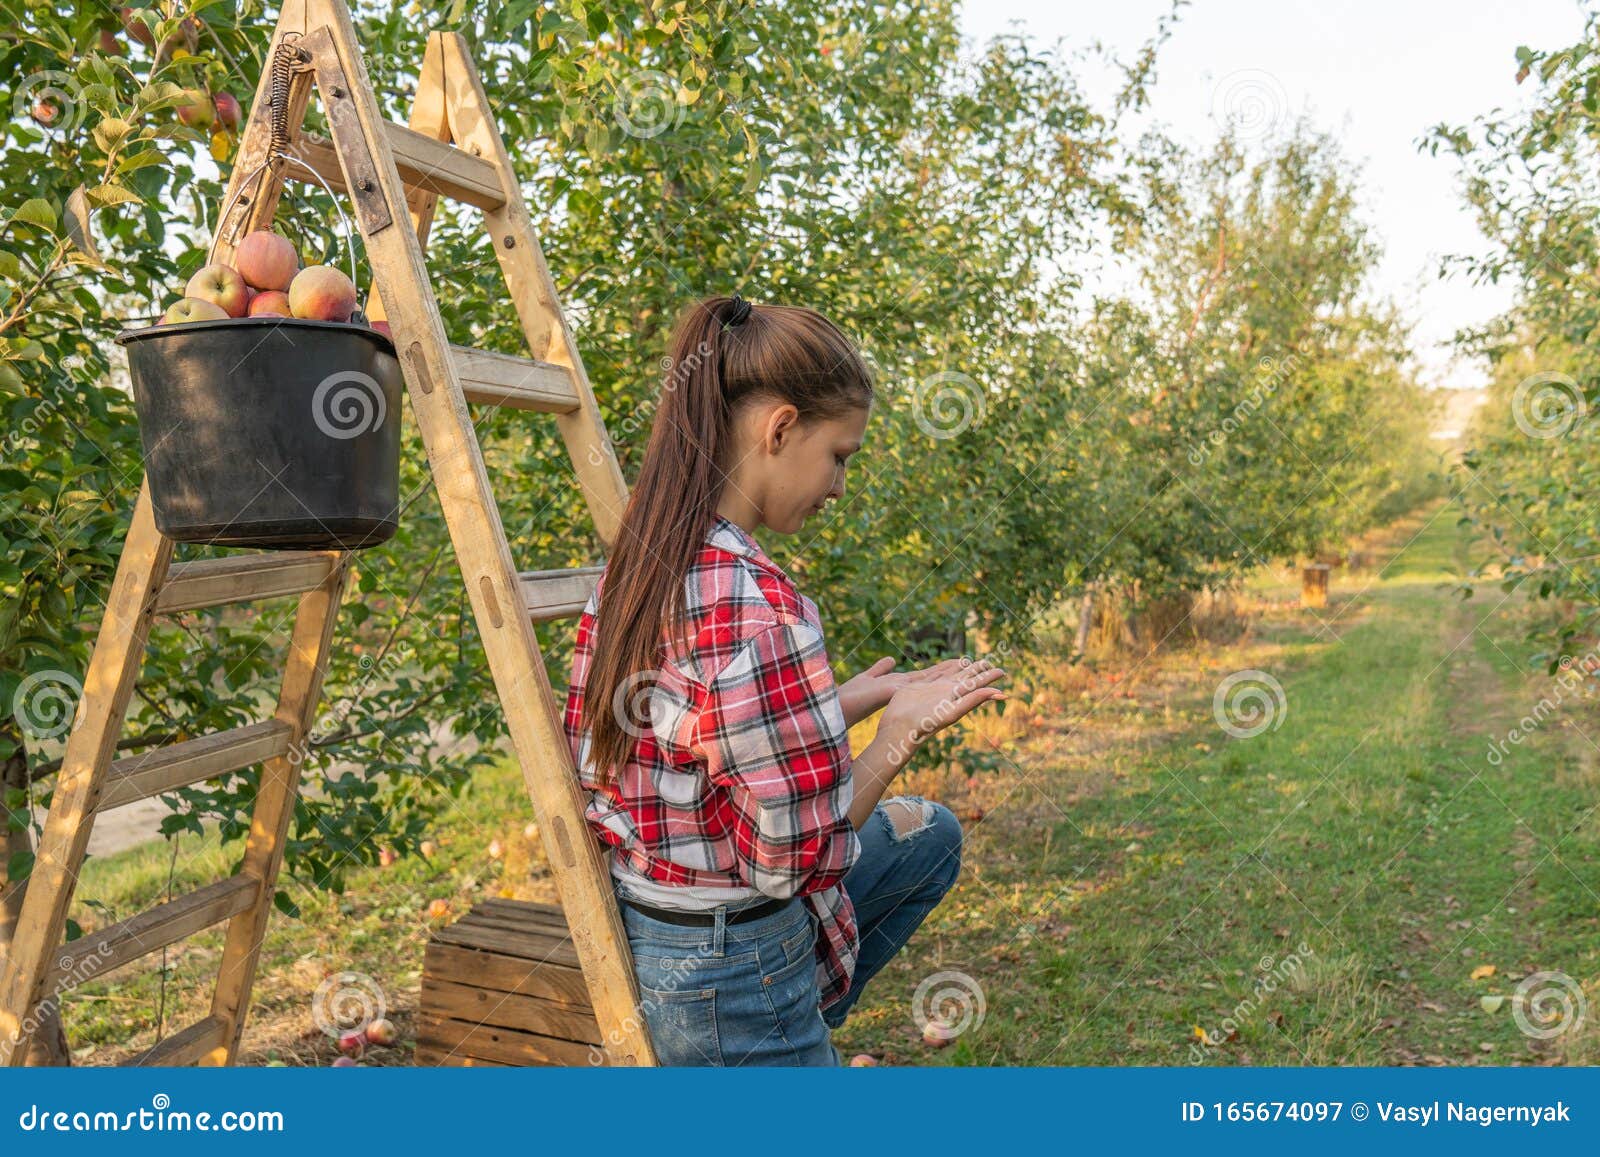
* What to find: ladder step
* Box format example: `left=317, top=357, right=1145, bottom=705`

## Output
left=520, top=567, right=604, bottom=623
left=126, top=1015, right=229, bottom=1067
left=96, top=720, right=295, bottom=814
left=452, top=345, right=579, bottom=413
left=45, top=876, right=259, bottom=1001
left=154, top=552, right=341, bottom=614
left=286, top=122, right=505, bottom=211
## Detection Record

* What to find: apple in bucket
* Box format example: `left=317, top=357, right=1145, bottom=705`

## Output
left=185, top=263, right=249, bottom=317
left=289, top=264, right=358, bottom=322
left=160, top=297, right=228, bottom=324
left=236, top=229, right=299, bottom=292
left=248, top=290, right=292, bottom=317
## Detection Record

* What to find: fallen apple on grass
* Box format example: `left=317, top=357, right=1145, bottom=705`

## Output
left=338, top=1030, right=366, bottom=1058
left=185, top=263, right=249, bottom=317
left=426, top=898, right=451, bottom=919
left=365, top=1018, right=398, bottom=1047
left=235, top=229, right=299, bottom=291
left=160, top=297, right=228, bottom=324
left=288, top=264, right=357, bottom=322
left=330, top=1055, right=360, bottom=1067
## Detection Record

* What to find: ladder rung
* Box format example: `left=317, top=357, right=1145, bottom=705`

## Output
left=154, top=552, right=341, bottom=613
left=286, top=123, right=505, bottom=211
left=453, top=345, right=579, bottom=413
left=96, top=720, right=295, bottom=814
left=46, top=876, right=259, bottom=1001
left=520, top=567, right=604, bottom=623
left=126, top=1015, right=229, bottom=1067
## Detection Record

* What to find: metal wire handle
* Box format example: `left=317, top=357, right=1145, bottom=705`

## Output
left=204, top=35, right=362, bottom=293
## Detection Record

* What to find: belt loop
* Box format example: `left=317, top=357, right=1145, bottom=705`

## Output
left=712, top=904, right=727, bottom=953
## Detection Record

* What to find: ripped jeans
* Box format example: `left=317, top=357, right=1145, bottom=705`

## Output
left=617, top=795, right=964, bottom=1066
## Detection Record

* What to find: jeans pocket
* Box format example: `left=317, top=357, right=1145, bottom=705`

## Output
left=778, top=913, right=816, bottom=968
left=637, top=982, right=721, bottom=1066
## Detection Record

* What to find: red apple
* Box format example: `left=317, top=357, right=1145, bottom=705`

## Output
left=247, top=290, right=292, bottom=318
left=30, top=101, right=59, bottom=128
left=176, top=89, right=214, bottom=131
left=213, top=91, right=241, bottom=131
left=98, top=27, right=121, bottom=54
left=331, top=1055, right=359, bottom=1067
left=185, top=263, right=250, bottom=317
left=426, top=898, right=451, bottom=919
left=288, top=264, right=358, bottom=322
left=369, top=320, right=393, bottom=340
left=365, top=1018, right=398, bottom=1047
left=338, top=1030, right=366, bottom=1058
left=849, top=1053, right=879, bottom=1066
left=378, top=847, right=397, bottom=868
left=120, top=7, right=155, bottom=48
left=921, top=1019, right=956, bottom=1048
left=160, top=297, right=228, bottom=325
left=235, top=230, right=299, bottom=292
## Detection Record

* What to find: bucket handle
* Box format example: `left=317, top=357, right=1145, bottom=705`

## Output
left=208, top=148, right=364, bottom=298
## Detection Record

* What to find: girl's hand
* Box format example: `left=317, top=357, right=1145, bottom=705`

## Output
left=837, top=656, right=903, bottom=728
left=876, top=658, right=1008, bottom=755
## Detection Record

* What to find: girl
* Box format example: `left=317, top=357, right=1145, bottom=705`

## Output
left=562, top=293, right=1008, bottom=1066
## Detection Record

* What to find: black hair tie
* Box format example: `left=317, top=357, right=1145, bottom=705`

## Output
left=726, top=294, right=753, bottom=326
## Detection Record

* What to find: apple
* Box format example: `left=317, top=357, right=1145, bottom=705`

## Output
left=921, top=1019, right=957, bottom=1048
left=185, top=263, right=250, bottom=317
left=160, top=297, right=228, bottom=325
left=849, top=1054, right=878, bottom=1066
left=369, top=320, right=392, bottom=341
left=338, top=1030, right=366, bottom=1058
left=289, top=264, right=358, bottom=322
left=330, top=1055, right=359, bottom=1067
left=365, top=1018, right=398, bottom=1047
left=176, top=88, right=214, bottom=131
left=419, top=839, right=437, bottom=858
left=30, top=101, right=58, bottom=128
left=426, top=898, right=451, bottom=919
left=213, top=92, right=241, bottom=131
left=247, top=290, right=292, bottom=318
left=378, top=847, right=397, bottom=868
left=488, top=838, right=504, bottom=860
left=98, top=27, right=121, bottom=54
left=119, top=7, right=155, bottom=47
left=523, top=822, right=540, bottom=840
left=235, top=230, right=299, bottom=291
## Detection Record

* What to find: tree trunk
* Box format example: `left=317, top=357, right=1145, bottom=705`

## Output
left=1, top=735, right=71, bottom=1065
left=1072, top=581, right=1098, bottom=661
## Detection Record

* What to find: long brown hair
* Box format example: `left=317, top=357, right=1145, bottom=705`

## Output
left=580, top=294, right=877, bottom=785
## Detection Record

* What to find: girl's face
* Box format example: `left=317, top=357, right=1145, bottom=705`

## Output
left=757, top=403, right=871, bottom=535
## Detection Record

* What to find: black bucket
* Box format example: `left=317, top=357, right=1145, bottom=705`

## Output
left=115, top=317, right=403, bottom=550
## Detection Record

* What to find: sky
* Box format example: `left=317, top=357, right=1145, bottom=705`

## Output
left=955, top=0, right=1591, bottom=390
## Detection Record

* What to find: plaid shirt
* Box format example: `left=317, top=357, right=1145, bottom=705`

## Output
left=562, top=513, right=862, bottom=1012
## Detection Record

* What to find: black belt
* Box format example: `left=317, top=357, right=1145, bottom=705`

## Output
left=619, top=894, right=789, bottom=926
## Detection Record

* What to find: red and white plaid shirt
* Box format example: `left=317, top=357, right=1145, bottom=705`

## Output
left=562, top=513, right=862, bottom=1012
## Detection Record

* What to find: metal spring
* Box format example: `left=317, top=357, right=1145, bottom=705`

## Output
left=266, top=34, right=303, bottom=162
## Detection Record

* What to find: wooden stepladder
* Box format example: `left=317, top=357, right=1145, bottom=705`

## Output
left=0, top=1, right=656, bottom=1066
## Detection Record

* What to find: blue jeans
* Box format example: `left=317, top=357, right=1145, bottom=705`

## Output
left=616, top=795, right=964, bottom=1066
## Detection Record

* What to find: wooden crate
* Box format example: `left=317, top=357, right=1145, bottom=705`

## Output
left=417, top=898, right=607, bottom=1067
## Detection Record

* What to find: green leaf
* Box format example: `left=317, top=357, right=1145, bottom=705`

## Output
left=273, top=889, right=301, bottom=918
left=12, top=199, right=57, bottom=231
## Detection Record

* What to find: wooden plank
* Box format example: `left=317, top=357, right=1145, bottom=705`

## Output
left=284, top=121, right=505, bottom=212
left=45, top=876, right=259, bottom=1001
left=518, top=567, right=602, bottom=624
left=203, top=517, right=351, bottom=1063
left=473, top=897, right=573, bottom=930
left=452, top=345, right=579, bottom=413
left=417, top=1012, right=603, bottom=1067
left=436, top=35, right=631, bottom=549
left=153, top=553, right=341, bottom=614
left=313, top=16, right=652, bottom=1065
left=421, top=975, right=602, bottom=1044
left=423, top=941, right=594, bottom=1010
left=433, top=919, right=582, bottom=970
left=96, top=720, right=294, bottom=813
left=127, top=1016, right=229, bottom=1067
left=413, top=1043, right=508, bottom=1066
left=0, top=480, right=176, bottom=1065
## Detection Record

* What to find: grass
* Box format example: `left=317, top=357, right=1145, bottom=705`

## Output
left=53, top=500, right=1600, bottom=1065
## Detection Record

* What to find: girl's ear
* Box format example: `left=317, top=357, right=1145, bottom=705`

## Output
left=763, top=402, right=802, bottom=454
